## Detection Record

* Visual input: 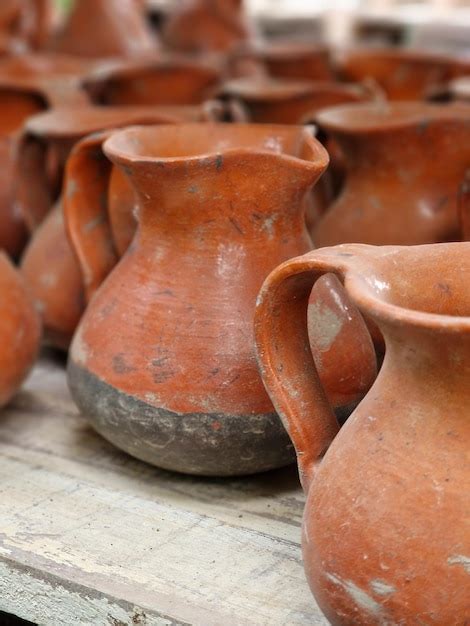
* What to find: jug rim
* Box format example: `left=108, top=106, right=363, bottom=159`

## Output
left=103, top=122, right=329, bottom=171
left=315, top=101, right=470, bottom=134
left=22, top=105, right=202, bottom=138
left=335, top=243, right=470, bottom=332
left=219, top=77, right=361, bottom=101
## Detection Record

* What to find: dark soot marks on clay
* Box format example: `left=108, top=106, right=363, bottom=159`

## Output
left=68, top=360, right=295, bottom=476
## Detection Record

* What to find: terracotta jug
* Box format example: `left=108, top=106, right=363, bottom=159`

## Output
left=255, top=242, right=470, bottom=624
left=51, top=0, right=157, bottom=59
left=312, top=102, right=470, bottom=247
left=64, top=122, right=335, bottom=476
left=233, top=41, right=333, bottom=82
left=217, top=77, right=371, bottom=124
left=338, top=48, right=455, bottom=101
left=18, top=106, right=213, bottom=351
left=0, top=252, right=41, bottom=407
left=0, top=57, right=90, bottom=258
left=162, top=0, right=254, bottom=54
left=84, top=56, right=222, bottom=107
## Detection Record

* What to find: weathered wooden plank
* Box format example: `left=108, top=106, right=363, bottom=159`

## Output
left=0, top=359, right=327, bottom=625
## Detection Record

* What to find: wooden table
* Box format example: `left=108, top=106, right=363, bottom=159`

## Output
left=0, top=357, right=328, bottom=625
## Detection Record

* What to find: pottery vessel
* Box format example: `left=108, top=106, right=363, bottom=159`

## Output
left=338, top=47, right=456, bottom=100
left=0, top=55, right=90, bottom=258
left=64, top=123, right=334, bottom=475
left=0, top=252, right=41, bottom=407
left=162, top=0, right=254, bottom=54
left=217, top=77, right=370, bottom=124
left=312, top=102, right=470, bottom=247
left=84, top=56, right=222, bottom=106
left=0, top=0, right=53, bottom=52
left=233, top=40, right=333, bottom=82
left=255, top=242, right=470, bottom=625
left=50, top=0, right=157, bottom=59
left=19, top=106, right=212, bottom=350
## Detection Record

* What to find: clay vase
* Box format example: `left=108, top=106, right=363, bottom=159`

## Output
left=338, top=48, right=456, bottom=101
left=233, top=41, right=333, bottom=82
left=311, top=102, right=470, bottom=247
left=217, top=77, right=371, bottom=124
left=162, top=0, right=254, bottom=54
left=19, top=106, right=213, bottom=351
left=255, top=242, right=470, bottom=624
left=84, top=56, right=222, bottom=107
left=0, top=57, right=90, bottom=258
left=64, top=122, right=335, bottom=476
left=0, top=252, right=41, bottom=407
left=50, top=0, right=157, bottom=59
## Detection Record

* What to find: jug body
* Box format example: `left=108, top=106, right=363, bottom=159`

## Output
left=254, top=243, right=470, bottom=624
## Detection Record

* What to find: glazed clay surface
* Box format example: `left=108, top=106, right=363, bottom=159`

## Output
left=312, top=102, right=470, bottom=247
left=20, top=106, right=210, bottom=350
left=0, top=252, right=40, bottom=407
left=66, top=123, right=331, bottom=476
left=254, top=242, right=470, bottom=625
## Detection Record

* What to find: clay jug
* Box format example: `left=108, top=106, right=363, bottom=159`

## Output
left=50, top=0, right=157, bottom=59
left=0, top=58, right=89, bottom=258
left=312, top=102, right=470, bottom=247
left=64, top=123, right=334, bottom=476
left=255, top=242, right=470, bottom=624
left=233, top=41, right=333, bottom=82
left=217, top=77, right=370, bottom=124
left=18, top=106, right=213, bottom=351
left=338, top=47, right=455, bottom=100
left=84, top=56, right=222, bottom=107
left=162, top=0, right=253, bottom=54
left=0, top=252, right=41, bottom=407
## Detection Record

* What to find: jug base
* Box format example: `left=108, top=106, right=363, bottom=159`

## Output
left=67, top=360, right=296, bottom=477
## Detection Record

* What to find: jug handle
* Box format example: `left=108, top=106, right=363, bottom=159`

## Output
left=63, top=130, right=118, bottom=303
left=15, top=132, right=53, bottom=232
left=255, top=248, right=360, bottom=493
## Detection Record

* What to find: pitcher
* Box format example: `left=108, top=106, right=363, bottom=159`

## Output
left=65, top=122, right=376, bottom=476
left=255, top=243, right=470, bottom=624
left=312, top=102, right=470, bottom=247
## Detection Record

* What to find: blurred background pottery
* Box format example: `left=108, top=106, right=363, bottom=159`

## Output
left=84, top=55, right=222, bottom=106
left=0, top=251, right=41, bottom=407
left=65, top=123, right=337, bottom=476
left=255, top=242, right=470, bottom=625
left=312, top=102, right=470, bottom=247
left=0, top=0, right=54, bottom=53
left=50, top=0, right=158, bottom=59
left=19, top=105, right=213, bottom=351
left=162, top=0, right=255, bottom=54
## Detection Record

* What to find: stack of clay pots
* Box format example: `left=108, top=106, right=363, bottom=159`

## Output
left=0, top=1, right=468, bottom=624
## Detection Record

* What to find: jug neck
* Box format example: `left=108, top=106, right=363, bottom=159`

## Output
left=120, top=152, right=318, bottom=245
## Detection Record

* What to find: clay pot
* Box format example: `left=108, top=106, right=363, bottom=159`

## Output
left=162, top=0, right=254, bottom=54
left=64, top=122, right=335, bottom=476
left=338, top=48, right=456, bottom=101
left=255, top=242, right=470, bottom=624
left=0, top=0, right=53, bottom=52
left=311, top=102, right=470, bottom=247
left=0, top=56, right=90, bottom=258
left=19, top=105, right=214, bottom=351
left=50, top=0, right=157, bottom=59
left=0, top=252, right=41, bottom=407
left=233, top=40, right=333, bottom=82
left=84, top=56, right=222, bottom=107
left=217, top=77, right=371, bottom=124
